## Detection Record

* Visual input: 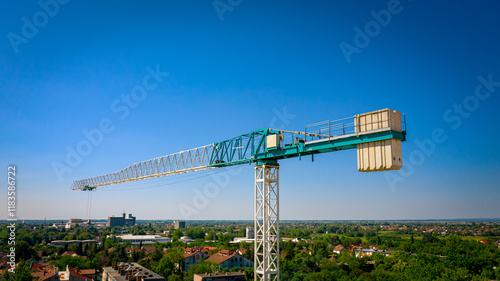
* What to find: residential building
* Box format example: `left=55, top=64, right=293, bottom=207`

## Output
left=199, top=246, right=218, bottom=254
left=193, top=272, right=245, bottom=281
left=236, top=249, right=247, bottom=256
left=24, top=262, right=95, bottom=281
left=173, top=221, right=185, bottom=229
left=103, top=262, right=164, bottom=281
left=114, top=234, right=171, bottom=245
left=107, top=213, right=136, bottom=227
left=31, top=263, right=58, bottom=281
left=479, top=239, right=490, bottom=245
left=205, top=250, right=253, bottom=270
left=141, top=246, right=157, bottom=255
left=57, top=266, right=94, bottom=281
left=61, top=251, right=86, bottom=258
left=69, top=267, right=95, bottom=281
left=333, top=245, right=346, bottom=254
left=355, top=249, right=392, bottom=258
left=182, top=248, right=208, bottom=271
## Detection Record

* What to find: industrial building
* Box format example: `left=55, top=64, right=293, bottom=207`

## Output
left=114, top=234, right=171, bottom=244
left=50, top=239, right=98, bottom=247
left=65, top=218, right=92, bottom=229
left=107, top=213, right=136, bottom=227
left=231, top=227, right=255, bottom=243
left=246, top=227, right=254, bottom=239
left=173, top=220, right=185, bottom=229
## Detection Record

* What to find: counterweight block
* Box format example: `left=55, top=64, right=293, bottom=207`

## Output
left=355, top=109, right=403, bottom=172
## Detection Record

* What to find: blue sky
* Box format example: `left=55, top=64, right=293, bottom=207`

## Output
left=1, top=0, right=499, bottom=220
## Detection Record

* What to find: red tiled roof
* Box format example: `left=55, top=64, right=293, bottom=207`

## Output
left=333, top=245, right=345, bottom=251
left=68, top=267, right=93, bottom=281
left=142, top=246, right=156, bottom=254
left=184, top=247, right=196, bottom=254
left=31, top=263, right=57, bottom=281
left=219, top=249, right=231, bottom=256
left=206, top=251, right=236, bottom=264
left=183, top=251, right=198, bottom=259
left=77, top=269, right=96, bottom=275
left=200, top=246, right=218, bottom=253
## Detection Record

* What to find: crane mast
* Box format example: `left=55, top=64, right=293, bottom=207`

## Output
left=72, top=109, right=406, bottom=281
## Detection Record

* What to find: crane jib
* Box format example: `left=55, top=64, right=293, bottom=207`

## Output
left=71, top=109, right=406, bottom=190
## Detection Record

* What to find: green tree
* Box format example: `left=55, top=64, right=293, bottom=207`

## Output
left=422, top=232, right=439, bottom=244
left=152, top=247, right=164, bottom=262
left=10, top=261, right=38, bottom=280
left=352, top=237, right=362, bottom=246
left=15, top=241, right=34, bottom=261
left=172, top=229, right=183, bottom=241
left=182, top=261, right=219, bottom=281
left=153, top=255, right=177, bottom=278
left=76, top=242, right=83, bottom=256
left=77, top=232, right=92, bottom=240
left=104, top=238, right=115, bottom=249
left=284, top=241, right=296, bottom=260
left=1, top=268, right=11, bottom=281
left=50, top=255, right=94, bottom=270
left=167, top=274, right=182, bottom=281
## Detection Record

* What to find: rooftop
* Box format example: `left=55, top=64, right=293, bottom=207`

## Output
left=104, top=262, right=164, bottom=281
left=194, top=272, right=245, bottom=278
left=205, top=250, right=236, bottom=264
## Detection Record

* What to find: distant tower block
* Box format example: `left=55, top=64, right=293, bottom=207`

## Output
left=355, top=109, right=403, bottom=171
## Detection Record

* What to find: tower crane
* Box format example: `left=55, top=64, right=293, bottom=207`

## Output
left=71, top=108, right=406, bottom=281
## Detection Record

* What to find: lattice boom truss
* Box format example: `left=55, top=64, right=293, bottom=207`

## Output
left=70, top=145, right=214, bottom=190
